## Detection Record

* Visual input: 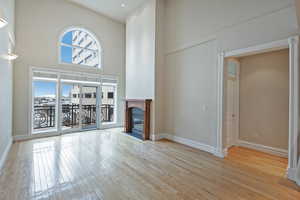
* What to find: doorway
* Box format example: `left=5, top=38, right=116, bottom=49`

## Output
left=224, top=49, right=290, bottom=180
left=216, top=36, right=299, bottom=183
left=224, top=49, right=290, bottom=153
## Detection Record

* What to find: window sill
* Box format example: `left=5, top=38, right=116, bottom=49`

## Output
left=58, top=62, right=103, bottom=72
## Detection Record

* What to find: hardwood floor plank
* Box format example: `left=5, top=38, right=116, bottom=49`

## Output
left=0, top=129, right=299, bottom=200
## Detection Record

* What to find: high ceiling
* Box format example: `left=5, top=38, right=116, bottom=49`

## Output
left=67, top=0, right=148, bottom=23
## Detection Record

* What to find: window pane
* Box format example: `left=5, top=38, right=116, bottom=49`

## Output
left=61, top=45, right=72, bottom=64
left=33, top=81, right=57, bottom=132
left=61, top=84, right=80, bottom=130
left=61, top=31, right=73, bottom=45
left=228, top=61, right=237, bottom=77
left=81, top=86, right=98, bottom=129
left=72, top=48, right=99, bottom=67
left=101, top=85, right=116, bottom=123
left=72, top=30, right=98, bottom=50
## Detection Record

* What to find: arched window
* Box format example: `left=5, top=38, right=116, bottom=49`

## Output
left=60, top=28, right=101, bottom=68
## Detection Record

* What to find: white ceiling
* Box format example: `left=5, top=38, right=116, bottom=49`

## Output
left=67, top=0, right=148, bottom=23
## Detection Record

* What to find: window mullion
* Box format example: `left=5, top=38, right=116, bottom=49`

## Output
left=61, top=43, right=98, bottom=52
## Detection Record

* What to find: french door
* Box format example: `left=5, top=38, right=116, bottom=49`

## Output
left=60, top=82, right=100, bottom=134
left=31, top=69, right=117, bottom=135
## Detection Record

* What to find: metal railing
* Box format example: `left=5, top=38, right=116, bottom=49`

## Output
left=61, top=104, right=80, bottom=127
left=34, top=104, right=114, bottom=130
left=101, top=104, right=114, bottom=122
left=34, top=105, right=56, bottom=129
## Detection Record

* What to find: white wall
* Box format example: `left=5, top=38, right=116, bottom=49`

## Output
left=239, top=50, right=289, bottom=150
left=0, top=0, right=15, bottom=167
left=14, top=0, right=125, bottom=136
left=162, top=0, right=298, bottom=147
left=164, top=40, right=218, bottom=146
left=126, top=0, right=156, bottom=99
left=165, top=0, right=297, bottom=53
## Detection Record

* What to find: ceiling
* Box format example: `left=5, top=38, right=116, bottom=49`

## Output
left=67, top=0, right=148, bottom=23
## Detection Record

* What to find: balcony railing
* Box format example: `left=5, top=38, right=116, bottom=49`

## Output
left=34, top=105, right=56, bottom=129
left=33, top=104, right=114, bottom=130
left=61, top=104, right=80, bottom=127
left=101, top=104, right=114, bottom=122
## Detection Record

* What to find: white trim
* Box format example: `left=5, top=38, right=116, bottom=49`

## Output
left=0, top=137, right=13, bottom=172
left=215, top=52, right=225, bottom=157
left=167, top=135, right=216, bottom=154
left=224, top=39, right=289, bottom=58
left=165, top=36, right=216, bottom=55
left=214, top=148, right=228, bottom=158
left=101, top=124, right=122, bottom=130
left=29, top=68, right=33, bottom=136
left=237, top=140, right=288, bottom=158
left=156, top=133, right=216, bottom=154
left=150, top=133, right=168, bottom=141
left=33, top=77, right=58, bottom=82
left=217, top=36, right=299, bottom=182
left=288, top=36, right=299, bottom=173
left=287, top=168, right=298, bottom=182
left=31, top=66, right=102, bottom=78
left=296, top=163, right=300, bottom=186
left=14, top=132, right=60, bottom=142
left=61, top=79, right=101, bottom=85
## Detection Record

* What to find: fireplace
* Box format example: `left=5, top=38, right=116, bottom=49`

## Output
left=124, top=99, right=152, bottom=140
left=131, top=108, right=144, bottom=139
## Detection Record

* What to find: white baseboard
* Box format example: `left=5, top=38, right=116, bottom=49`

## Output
left=0, top=137, right=13, bottom=172
left=13, top=132, right=60, bottom=142
left=287, top=167, right=298, bottom=182
left=237, top=140, right=288, bottom=158
left=214, top=148, right=229, bottom=158
left=156, top=133, right=216, bottom=155
left=14, top=127, right=124, bottom=142
left=151, top=133, right=168, bottom=141
left=101, top=124, right=123, bottom=130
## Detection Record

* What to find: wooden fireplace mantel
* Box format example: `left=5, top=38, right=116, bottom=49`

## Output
left=124, top=99, right=152, bottom=140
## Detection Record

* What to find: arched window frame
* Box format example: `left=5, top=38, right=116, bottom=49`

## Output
left=58, top=27, right=102, bottom=69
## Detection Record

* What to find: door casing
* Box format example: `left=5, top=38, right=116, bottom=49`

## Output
left=225, top=58, right=240, bottom=149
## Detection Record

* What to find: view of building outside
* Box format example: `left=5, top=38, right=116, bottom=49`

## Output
left=101, top=85, right=115, bottom=105
left=33, top=81, right=116, bottom=131
left=61, top=29, right=100, bottom=68
left=69, top=85, right=115, bottom=106
left=70, top=85, right=97, bottom=105
left=34, top=84, right=116, bottom=108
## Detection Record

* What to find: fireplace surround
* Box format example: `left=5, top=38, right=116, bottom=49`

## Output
left=124, top=99, right=152, bottom=140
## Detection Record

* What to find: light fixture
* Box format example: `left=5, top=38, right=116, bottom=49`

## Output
left=0, top=10, right=8, bottom=29
left=121, top=3, right=126, bottom=8
left=1, top=53, right=18, bottom=61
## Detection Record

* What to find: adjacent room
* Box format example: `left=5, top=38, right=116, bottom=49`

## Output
left=224, top=49, right=290, bottom=178
left=0, top=0, right=300, bottom=199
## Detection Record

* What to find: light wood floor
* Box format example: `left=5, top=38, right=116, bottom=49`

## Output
left=225, top=146, right=289, bottom=178
left=0, top=129, right=299, bottom=200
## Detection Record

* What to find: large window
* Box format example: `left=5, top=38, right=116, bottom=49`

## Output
left=31, top=69, right=118, bottom=135
left=60, top=28, right=101, bottom=68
